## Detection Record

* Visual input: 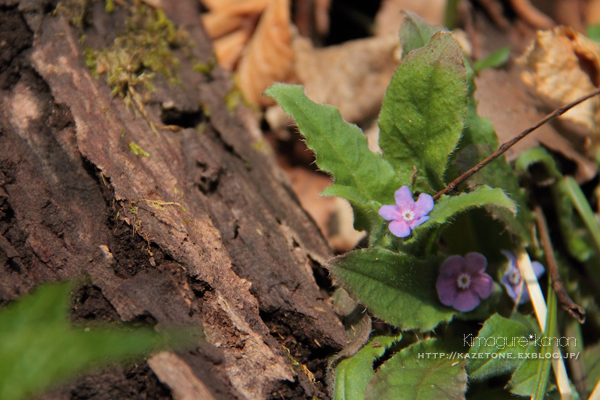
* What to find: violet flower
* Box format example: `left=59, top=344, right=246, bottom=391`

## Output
left=378, top=186, right=434, bottom=238
left=500, top=250, right=545, bottom=305
left=436, top=253, right=494, bottom=312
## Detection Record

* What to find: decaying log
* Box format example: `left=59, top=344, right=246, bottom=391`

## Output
left=0, top=1, right=347, bottom=398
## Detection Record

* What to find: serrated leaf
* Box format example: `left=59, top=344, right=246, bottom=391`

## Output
left=379, top=31, right=467, bottom=192
left=0, top=283, right=184, bottom=400
left=399, top=10, right=443, bottom=54
left=330, top=248, right=453, bottom=331
left=265, top=84, right=403, bottom=207
left=412, top=186, right=516, bottom=237
left=334, top=336, right=400, bottom=400
left=365, top=339, right=467, bottom=400
left=467, top=314, right=533, bottom=380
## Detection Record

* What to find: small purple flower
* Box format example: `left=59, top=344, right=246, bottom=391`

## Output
left=378, top=186, right=434, bottom=238
left=500, top=251, right=545, bottom=305
left=436, top=253, right=494, bottom=312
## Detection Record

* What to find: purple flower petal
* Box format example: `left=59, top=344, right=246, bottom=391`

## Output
left=436, top=276, right=458, bottom=306
left=436, top=253, right=494, bottom=312
left=378, top=205, right=399, bottom=221
left=464, top=252, right=487, bottom=274
left=500, top=274, right=519, bottom=301
left=453, top=290, right=481, bottom=312
left=471, top=274, right=494, bottom=299
left=410, top=215, right=429, bottom=229
left=438, top=255, right=466, bottom=277
left=532, top=261, right=545, bottom=278
left=394, top=186, right=414, bottom=210
left=414, top=193, right=434, bottom=216
left=388, top=220, right=411, bottom=238
left=500, top=251, right=545, bottom=305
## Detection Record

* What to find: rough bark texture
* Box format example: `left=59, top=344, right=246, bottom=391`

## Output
left=0, top=1, right=347, bottom=399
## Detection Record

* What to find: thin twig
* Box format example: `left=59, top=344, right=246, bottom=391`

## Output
left=534, top=205, right=586, bottom=323
left=433, top=87, right=600, bottom=201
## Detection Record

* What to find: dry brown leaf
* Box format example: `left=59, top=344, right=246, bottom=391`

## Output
left=213, top=28, right=253, bottom=71
left=517, top=27, right=600, bottom=130
left=236, top=0, right=294, bottom=106
left=293, top=34, right=399, bottom=123
left=374, top=0, right=447, bottom=37
left=284, top=166, right=364, bottom=252
left=475, top=68, right=597, bottom=182
left=314, top=0, right=331, bottom=35
left=587, top=0, right=600, bottom=25
left=202, top=11, right=245, bottom=39
left=200, top=0, right=270, bottom=14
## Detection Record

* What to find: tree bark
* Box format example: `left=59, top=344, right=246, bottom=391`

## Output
left=0, top=1, right=347, bottom=399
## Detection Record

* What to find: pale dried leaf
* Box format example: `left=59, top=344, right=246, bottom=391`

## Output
left=517, top=27, right=600, bottom=132
left=314, top=0, right=331, bottom=35
left=200, top=0, right=269, bottom=14
left=293, top=34, right=399, bottom=123
left=587, top=0, right=600, bottom=25
left=213, top=28, right=253, bottom=71
left=475, top=68, right=597, bottom=182
left=202, top=11, right=245, bottom=39
left=374, top=0, right=447, bottom=37
left=237, top=0, right=294, bottom=106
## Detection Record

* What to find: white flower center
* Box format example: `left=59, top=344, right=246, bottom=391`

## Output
left=457, top=273, right=471, bottom=290
left=402, top=210, right=415, bottom=222
left=508, top=270, right=521, bottom=286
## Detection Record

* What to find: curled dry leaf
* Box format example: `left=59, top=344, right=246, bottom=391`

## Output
left=516, top=27, right=600, bottom=158
left=475, top=67, right=597, bottom=182
left=213, top=27, right=254, bottom=71
left=236, top=0, right=294, bottom=106
left=200, top=0, right=270, bottom=14
left=200, top=0, right=270, bottom=71
left=588, top=0, right=600, bottom=25
left=293, top=34, right=400, bottom=123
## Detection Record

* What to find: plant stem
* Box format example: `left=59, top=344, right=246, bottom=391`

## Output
left=433, top=87, right=600, bottom=201
left=534, top=205, right=586, bottom=323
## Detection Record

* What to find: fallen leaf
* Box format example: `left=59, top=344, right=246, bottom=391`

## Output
left=200, top=0, right=269, bottom=14
left=293, top=33, right=400, bottom=123
left=475, top=67, right=597, bottom=182
left=517, top=27, right=600, bottom=134
left=236, top=0, right=294, bottom=106
left=213, top=28, right=253, bottom=71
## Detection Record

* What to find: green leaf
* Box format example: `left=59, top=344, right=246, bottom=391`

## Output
left=265, top=83, right=402, bottom=208
left=473, top=47, right=511, bottom=73
left=454, top=145, right=533, bottom=243
left=515, top=147, right=563, bottom=180
left=467, top=314, right=533, bottom=380
left=379, top=31, right=468, bottom=192
left=0, top=282, right=180, bottom=400
left=334, top=336, right=401, bottom=400
left=587, top=24, right=600, bottom=42
left=399, top=10, right=443, bottom=54
left=365, top=339, right=467, bottom=400
left=508, top=281, right=558, bottom=398
left=584, top=344, right=600, bottom=394
left=330, top=248, right=453, bottom=331
left=413, top=186, right=516, bottom=237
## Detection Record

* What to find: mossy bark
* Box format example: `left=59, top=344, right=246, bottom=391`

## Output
left=0, top=1, right=346, bottom=399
